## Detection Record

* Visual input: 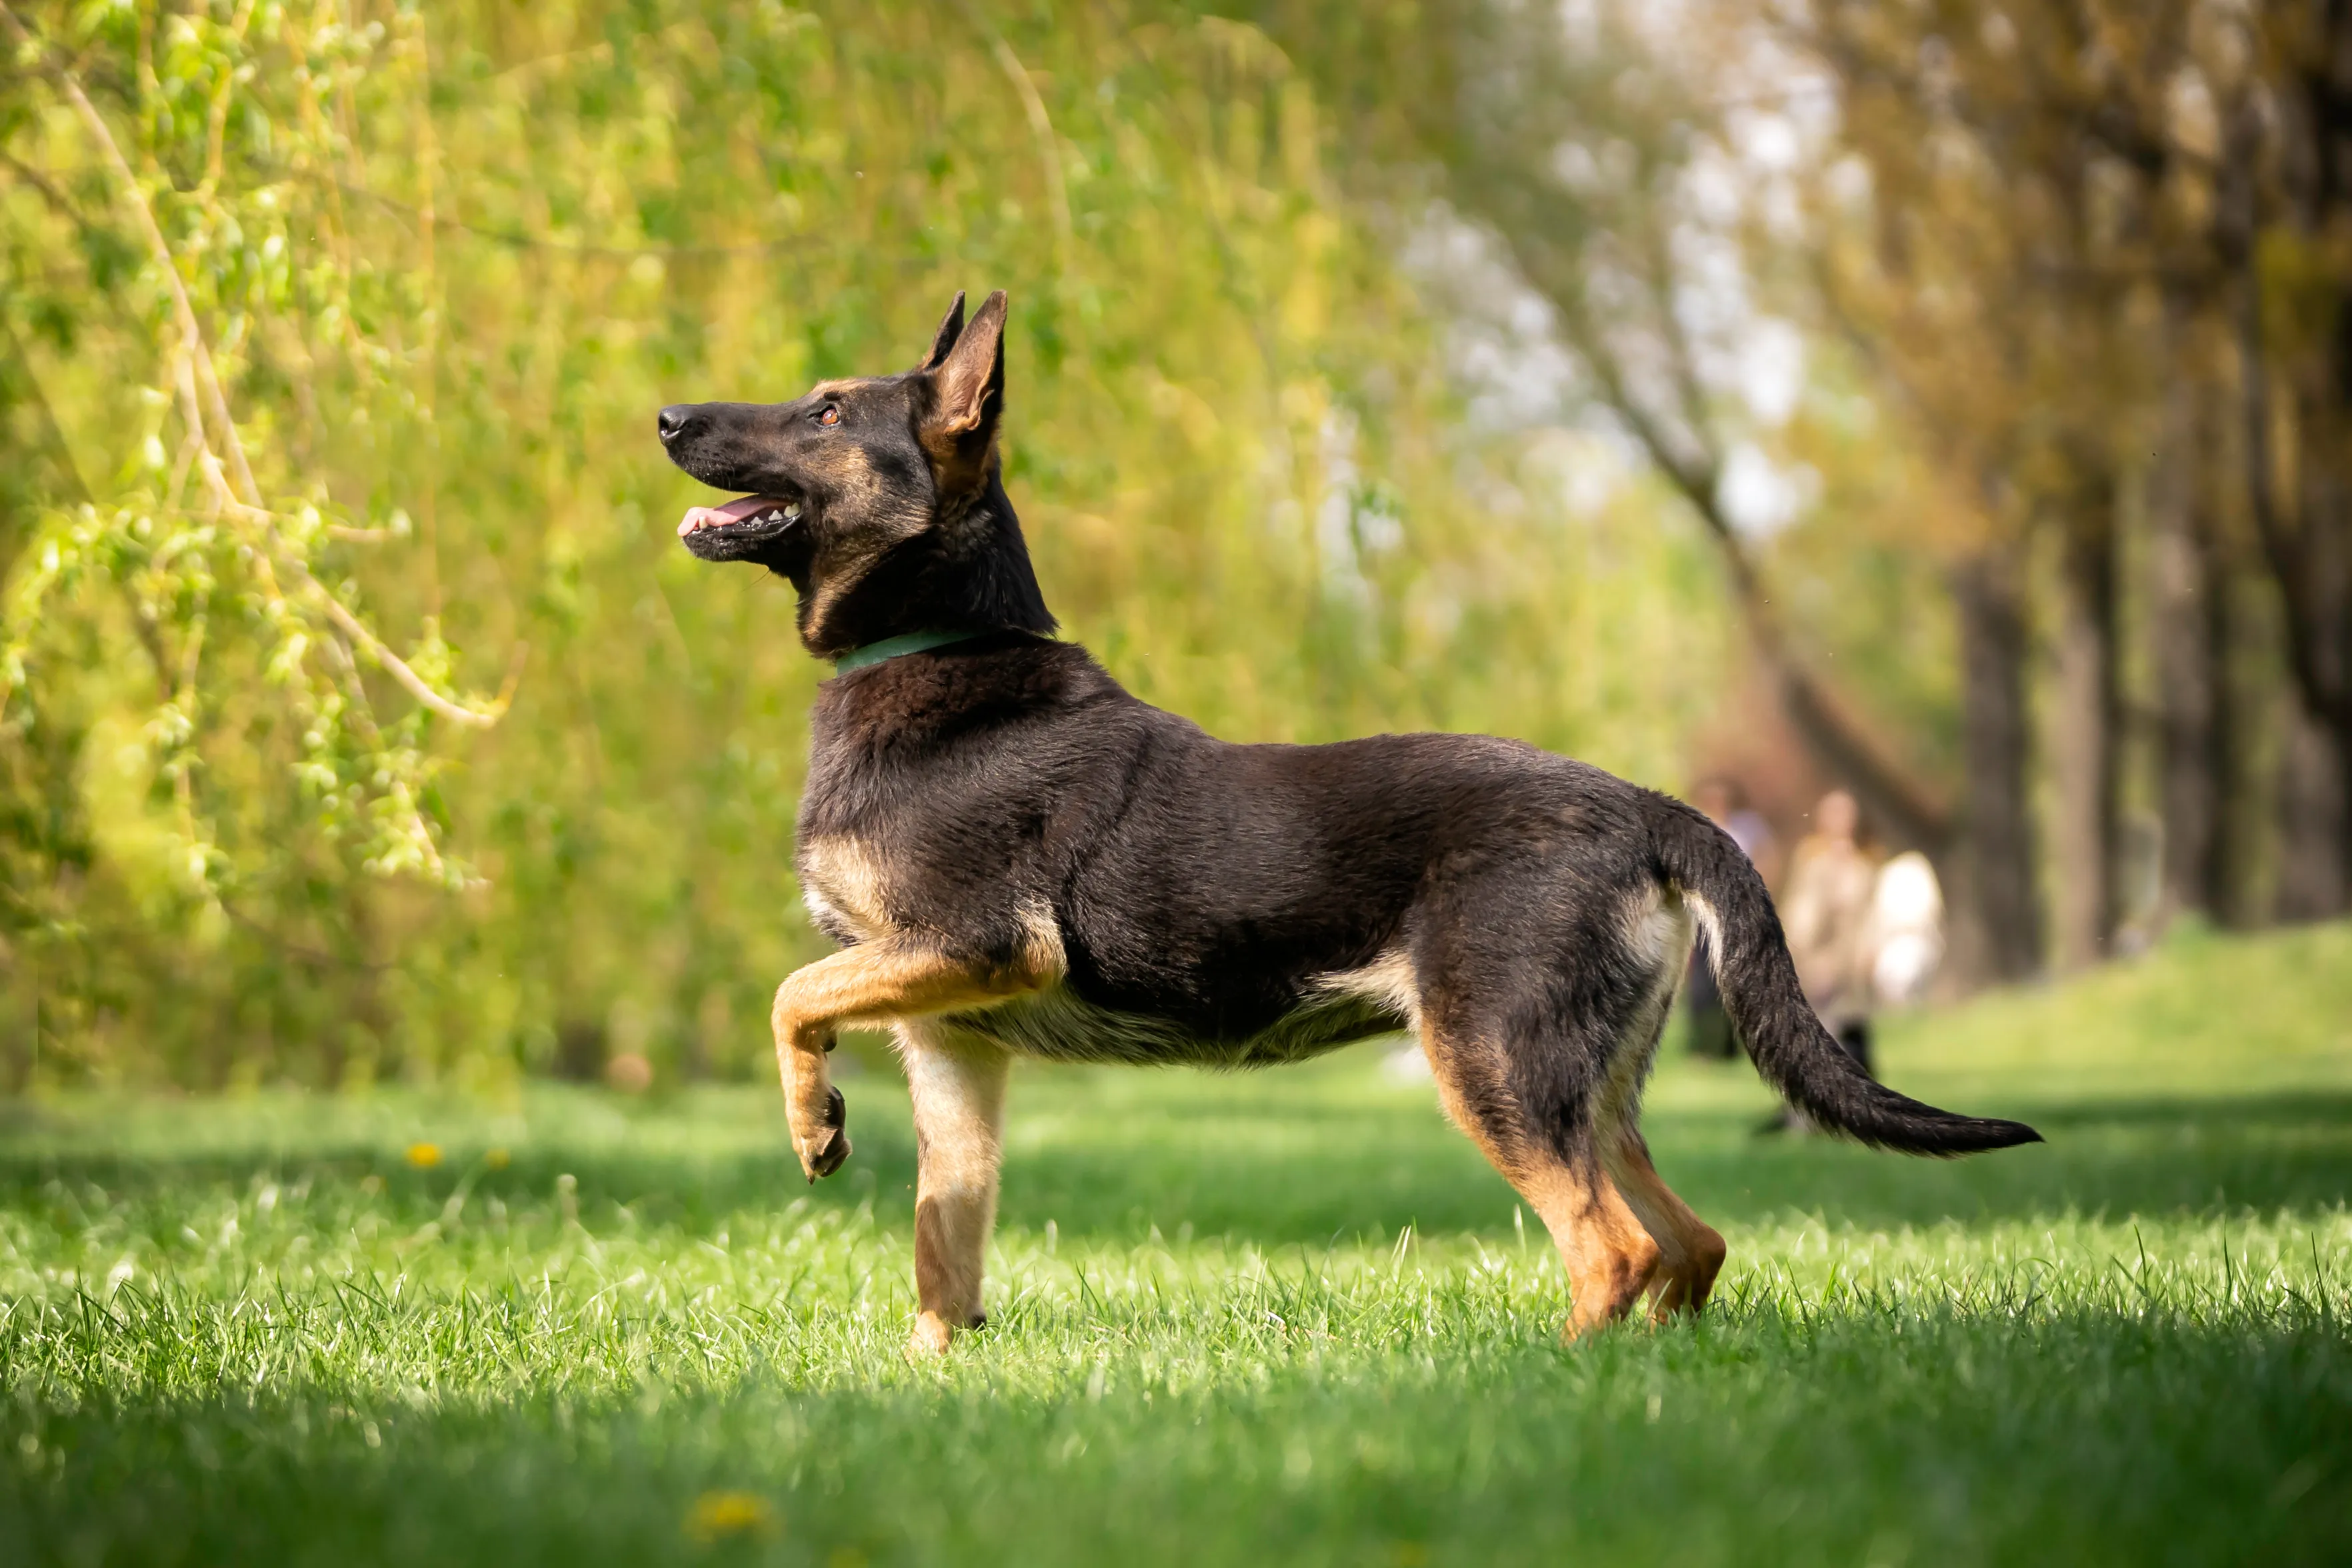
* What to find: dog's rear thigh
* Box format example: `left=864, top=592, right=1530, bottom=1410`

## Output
left=898, top=1021, right=1010, bottom=1354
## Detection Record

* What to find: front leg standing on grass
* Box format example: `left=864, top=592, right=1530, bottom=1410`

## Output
left=897, top=1020, right=1013, bottom=1355
left=768, top=937, right=1054, bottom=1355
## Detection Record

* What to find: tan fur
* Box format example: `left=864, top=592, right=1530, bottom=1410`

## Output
left=1519, top=1161, right=1664, bottom=1338
left=780, top=875, right=1713, bottom=1345
left=771, top=848, right=1063, bottom=1317
left=897, top=1018, right=1011, bottom=1355
left=787, top=864, right=1710, bottom=1348
left=1682, top=889, right=1725, bottom=961
left=769, top=937, right=1054, bottom=1187
left=1601, top=1133, right=1727, bottom=1321
left=1312, top=946, right=1422, bottom=1031
left=787, top=401, right=934, bottom=635
left=1013, top=896, right=1069, bottom=977
left=1593, top=887, right=1722, bottom=1321
left=1417, top=1018, right=1663, bottom=1340
left=1617, top=884, right=1688, bottom=972
left=798, top=835, right=896, bottom=941
left=917, top=289, right=1005, bottom=496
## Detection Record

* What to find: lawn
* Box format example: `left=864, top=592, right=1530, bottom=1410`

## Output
left=5, top=921, right=2352, bottom=1566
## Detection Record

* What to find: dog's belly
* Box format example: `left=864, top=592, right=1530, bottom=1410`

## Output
left=945, top=981, right=1409, bottom=1068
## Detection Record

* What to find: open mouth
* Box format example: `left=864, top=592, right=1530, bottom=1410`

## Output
left=677, top=494, right=802, bottom=539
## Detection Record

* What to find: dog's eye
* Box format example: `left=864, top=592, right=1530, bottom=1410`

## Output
left=816, top=405, right=841, bottom=427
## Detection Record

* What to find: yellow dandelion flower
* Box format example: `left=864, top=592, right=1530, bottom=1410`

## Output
left=685, top=1490, right=777, bottom=1542
left=405, top=1142, right=442, bottom=1169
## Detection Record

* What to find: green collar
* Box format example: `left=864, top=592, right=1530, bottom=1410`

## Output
left=831, top=629, right=985, bottom=673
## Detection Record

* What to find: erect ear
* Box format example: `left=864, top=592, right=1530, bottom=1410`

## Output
left=923, top=289, right=1006, bottom=448
left=913, top=291, right=967, bottom=373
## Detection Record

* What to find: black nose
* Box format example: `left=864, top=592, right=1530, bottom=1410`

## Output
left=657, top=405, right=692, bottom=443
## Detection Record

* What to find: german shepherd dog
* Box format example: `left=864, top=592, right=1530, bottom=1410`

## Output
left=658, top=291, right=2039, bottom=1355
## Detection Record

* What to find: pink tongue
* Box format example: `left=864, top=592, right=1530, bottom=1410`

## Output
left=677, top=495, right=786, bottom=537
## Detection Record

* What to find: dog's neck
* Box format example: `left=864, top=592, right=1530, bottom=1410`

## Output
left=792, top=469, right=1057, bottom=659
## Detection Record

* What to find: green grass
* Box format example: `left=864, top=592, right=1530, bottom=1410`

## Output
left=7, top=921, right=2352, bottom=1566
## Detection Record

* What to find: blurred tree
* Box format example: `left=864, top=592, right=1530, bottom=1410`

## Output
left=2220, top=3, right=2352, bottom=917
left=1795, top=0, right=2169, bottom=967
left=1801, top=0, right=2352, bottom=928
left=0, top=0, right=512, bottom=1086
left=1237, top=0, right=2055, bottom=978
left=19, top=0, right=2337, bottom=1088
left=0, top=1, right=1730, bottom=1087
left=1243, top=0, right=2352, bottom=974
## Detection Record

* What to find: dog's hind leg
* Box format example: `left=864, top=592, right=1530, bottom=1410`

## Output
left=1601, top=1128, right=1726, bottom=1321
left=1418, top=1020, right=1660, bottom=1341
left=1592, top=925, right=1727, bottom=1323
left=895, top=1019, right=1011, bottom=1355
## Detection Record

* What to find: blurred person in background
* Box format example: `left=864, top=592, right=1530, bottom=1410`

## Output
left=1684, top=775, right=1777, bottom=1061
left=1764, top=796, right=1950, bottom=1135
left=1865, top=850, right=1947, bottom=1009
left=1781, top=787, right=1881, bottom=1081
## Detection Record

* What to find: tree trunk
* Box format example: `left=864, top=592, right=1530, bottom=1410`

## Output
left=2260, top=375, right=2352, bottom=917
left=2202, top=508, right=2263, bottom=926
left=2150, top=313, right=2222, bottom=921
left=2225, top=48, right=2352, bottom=919
left=2276, top=696, right=2351, bottom=919
left=1949, top=549, right=2041, bottom=981
left=2052, top=485, right=2125, bottom=968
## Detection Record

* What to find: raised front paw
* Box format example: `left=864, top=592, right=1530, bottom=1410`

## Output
left=795, top=1083, right=851, bottom=1182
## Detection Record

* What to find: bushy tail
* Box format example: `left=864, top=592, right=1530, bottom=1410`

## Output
left=1649, top=798, right=2040, bottom=1156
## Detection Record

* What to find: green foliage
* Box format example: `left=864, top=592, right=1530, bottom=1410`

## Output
left=0, top=1, right=1731, bottom=1088
left=4, top=923, right=2352, bottom=1562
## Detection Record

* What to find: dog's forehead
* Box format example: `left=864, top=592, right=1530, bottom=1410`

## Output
left=796, top=375, right=901, bottom=405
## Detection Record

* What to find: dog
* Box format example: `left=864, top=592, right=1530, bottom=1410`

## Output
left=657, top=289, right=2039, bottom=1355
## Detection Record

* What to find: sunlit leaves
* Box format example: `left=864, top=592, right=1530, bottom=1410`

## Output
left=0, top=2, right=1729, bottom=1085
left=1, top=0, right=493, bottom=929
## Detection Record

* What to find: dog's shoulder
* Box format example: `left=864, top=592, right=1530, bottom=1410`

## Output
left=803, top=639, right=1143, bottom=803
left=793, top=639, right=1151, bottom=938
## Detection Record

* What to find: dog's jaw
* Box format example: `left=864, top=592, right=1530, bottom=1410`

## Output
left=677, top=493, right=807, bottom=563
left=677, top=495, right=801, bottom=539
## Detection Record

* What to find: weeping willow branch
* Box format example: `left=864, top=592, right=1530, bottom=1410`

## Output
left=0, top=0, right=511, bottom=733
left=7, top=11, right=261, bottom=509
left=307, top=580, right=509, bottom=730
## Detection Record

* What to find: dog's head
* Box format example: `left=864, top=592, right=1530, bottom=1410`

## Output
left=659, top=289, right=1045, bottom=652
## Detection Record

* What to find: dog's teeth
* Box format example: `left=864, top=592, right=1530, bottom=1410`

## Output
left=784, top=503, right=801, bottom=521
left=765, top=509, right=782, bottom=523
